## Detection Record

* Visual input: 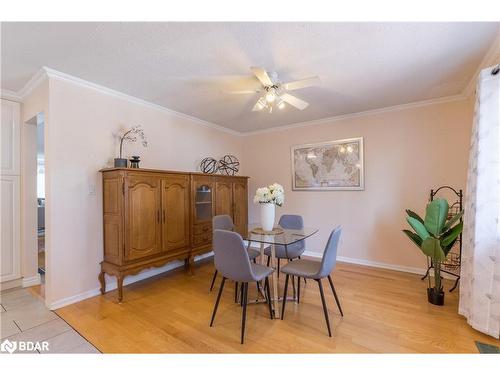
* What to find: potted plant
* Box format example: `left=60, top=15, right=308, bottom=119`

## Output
left=253, top=183, right=285, bottom=232
left=114, top=125, right=148, bottom=167
left=402, top=198, right=463, bottom=305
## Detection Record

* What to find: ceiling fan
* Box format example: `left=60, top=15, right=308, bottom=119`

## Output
left=226, top=67, right=320, bottom=113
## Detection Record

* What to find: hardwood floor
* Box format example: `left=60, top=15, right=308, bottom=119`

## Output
left=54, top=259, right=499, bottom=353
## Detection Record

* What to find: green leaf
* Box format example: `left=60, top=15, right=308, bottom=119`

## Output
left=407, top=217, right=430, bottom=241
left=402, top=229, right=423, bottom=248
left=441, top=221, right=463, bottom=247
left=422, top=237, right=446, bottom=261
left=443, top=210, right=463, bottom=231
left=424, top=199, right=449, bottom=236
left=443, top=237, right=457, bottom=256
left=406, top=209, right=424, bottom=224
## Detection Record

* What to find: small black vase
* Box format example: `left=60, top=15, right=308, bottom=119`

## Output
left=427, top=287, right=445, bottom=306
left=129, top=155, right=140, bottom=168
left=114, top=158, right=128, bottom=168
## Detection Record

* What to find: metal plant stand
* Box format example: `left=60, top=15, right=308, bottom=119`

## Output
left=421, top=186, right=463, bottom=292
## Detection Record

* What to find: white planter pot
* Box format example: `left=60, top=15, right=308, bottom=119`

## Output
left=260, top=203, right=275, bottom=232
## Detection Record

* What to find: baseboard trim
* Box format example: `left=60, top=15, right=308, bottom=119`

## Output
left=0, top=278, right=23, bottom=291
left=303, top=251, right=427, bottom=275
left=302, top=251, right=456, bottom=280
left=48, top=252, right=213, bottom=310
left=22, top=274, right=41, bottom=287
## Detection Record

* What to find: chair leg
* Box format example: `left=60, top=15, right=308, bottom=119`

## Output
left=235, top=282, right=239, bottom=303
left=277, top=258, right=280, bottom=277
left=281, top=274, right=290, bottom=320
left=240, top=283, right=244, bottom=306
left=264, top=277, right=273, bottom=319
left=297, top=277, right=301, bottom=304
left=209, top=270, right=218, bottom=292
left=327, top=275, right=344, bottom=317
left=317, top=279, right=332, bottom=337
left=210, top=277, right=226, bottom=327
left=267, top=256, right=270, bottom=267
left=241, top=282, right=248, bottom=344
left=292, top=275, right=296, bottom=300
left=298, top=256, right=306, bottom=284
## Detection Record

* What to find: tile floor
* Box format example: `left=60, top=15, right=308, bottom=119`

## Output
left=0, top=287, right=99, bottom=354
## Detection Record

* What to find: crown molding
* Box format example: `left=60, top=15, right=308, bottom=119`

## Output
left=41, top=67, right=241, bottom=136
left=242, top=93, right=467, bottom=136
left=462, top=27, right=500, bottom=98
left=0, top=89, right=22, bottom=102
left=6, top=39, right=496, bottom=138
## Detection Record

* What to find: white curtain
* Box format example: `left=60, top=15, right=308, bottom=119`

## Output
left=459, top=65, right=500, bottom=339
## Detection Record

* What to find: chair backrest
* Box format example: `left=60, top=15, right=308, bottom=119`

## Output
left=279, top=214, right=305, bottom=250
left=213, top=215, right=234, bottom=231
left=317, top=226, right=342, bottom=278
left=278, top=214, right=304, bottom=230
left=213, top=229, right=255, bottom=282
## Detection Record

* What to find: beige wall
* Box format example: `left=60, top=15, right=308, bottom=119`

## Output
left=45, top=76, right=243, bottom=306
left=242, top=98, right=473, bottom=271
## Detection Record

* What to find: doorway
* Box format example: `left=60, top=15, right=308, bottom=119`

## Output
left=36, top=113, right=45, bottom=278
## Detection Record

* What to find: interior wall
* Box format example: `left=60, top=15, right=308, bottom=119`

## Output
left=46, top=76, right=243, bottom=307
left=242, top=98, right=474, bottom=271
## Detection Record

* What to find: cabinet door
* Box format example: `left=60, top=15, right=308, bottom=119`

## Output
left=125, top=175, right=161, bottom=261
left=215, top=179, right=233, bottom=217
left=232, top=180, right=248, bottom=237
left=0, top=175, right=21, bottom=282
left=1, top=100, right=20, bottom=175
left=192, top=176, right=214, bottom=224
left=161, top=176, right=190, bottom=252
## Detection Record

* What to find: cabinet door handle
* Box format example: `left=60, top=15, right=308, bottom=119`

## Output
left=157, top=210, right=160, bottom=223
left=163, top=209, right=166, bottom=223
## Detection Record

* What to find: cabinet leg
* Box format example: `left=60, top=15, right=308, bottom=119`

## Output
left=117, top=275, right=124, bottom=303
left=98, top=271, right=106, bottom=295
left=185, top=257, right=194, bottom=275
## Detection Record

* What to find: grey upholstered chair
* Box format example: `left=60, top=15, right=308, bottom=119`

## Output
left=280, top=226, right=343, bottom=337
left=210, top=215, right=260, bottom=294
left=264, top=214, right=306, bottom=273
left=210, top=229, right=274, bottom=344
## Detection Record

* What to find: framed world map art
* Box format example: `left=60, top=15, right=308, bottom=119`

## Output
left=291, top=137, right=364, bottom=191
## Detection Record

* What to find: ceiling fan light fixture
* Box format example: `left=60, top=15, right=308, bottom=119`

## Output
left=277, top=99, right=285, bottom=109
left=256, top=97, right=266, bottom=110
left=265, top=92, right=276, bottom=103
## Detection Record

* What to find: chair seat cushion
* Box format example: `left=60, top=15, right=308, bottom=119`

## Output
left=247, top=248, right=261, bottom=259
left=248, top=263, right=274, bottom=282
left=280, top=259, right=321, bottom=279
left=263, top=242, right=305, bottom=259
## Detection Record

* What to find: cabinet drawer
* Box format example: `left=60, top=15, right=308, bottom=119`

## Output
left=193, top=232, right=212, bottom=246
left=193, top=223, right=212, bottom=235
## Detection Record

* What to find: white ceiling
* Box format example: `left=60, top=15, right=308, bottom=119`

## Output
left=1, top=22, right=498, bottom=132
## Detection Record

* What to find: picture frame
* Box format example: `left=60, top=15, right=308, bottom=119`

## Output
left=291, top=137, right=364, bottom=191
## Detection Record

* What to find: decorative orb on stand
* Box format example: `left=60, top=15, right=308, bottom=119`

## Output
left=218, top=155, right=240, bottom=176
left=200, top=157, right=219, bottom=174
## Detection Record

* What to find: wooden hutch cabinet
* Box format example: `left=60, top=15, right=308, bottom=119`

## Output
left=99, top=168, right=248, bottom=302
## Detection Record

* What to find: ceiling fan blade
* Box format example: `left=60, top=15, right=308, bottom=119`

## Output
left=281, top=93, right=309, bottom=110
left=224, top=90, right=261, bottom=94
left=250, top=66, right=274, bottom=86
left=282, top=76, right=320, bottom=91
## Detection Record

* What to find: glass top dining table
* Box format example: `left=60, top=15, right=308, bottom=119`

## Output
left=244, top=224, right=319, bottom=245
left=242, top=224, right=319, bottom=318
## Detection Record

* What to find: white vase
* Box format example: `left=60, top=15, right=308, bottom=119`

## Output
left=260, top=203, right=275, bottom=232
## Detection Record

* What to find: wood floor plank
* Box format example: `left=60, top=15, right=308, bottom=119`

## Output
left=55, top=260, right=499, bottom=353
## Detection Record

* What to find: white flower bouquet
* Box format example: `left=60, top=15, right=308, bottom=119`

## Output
left=253, top=183, right=285, bottom=207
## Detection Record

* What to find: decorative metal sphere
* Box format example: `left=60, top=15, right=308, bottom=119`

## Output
left=200, top=157, right=219, bottom=174
left=218, top=154, right=240, bottom=176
